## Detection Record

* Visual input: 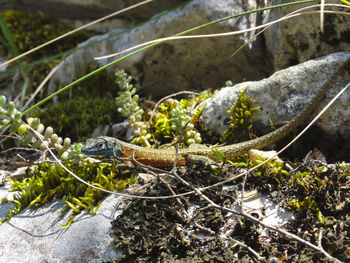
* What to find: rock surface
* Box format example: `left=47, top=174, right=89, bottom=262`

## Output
left=48, top=0, right=268, bottom=98
left=201, top=52, right=350, bottom=139
left=47, top=1, right=350, bottom=99
left=264, top=0, right=350, bottom=69
left=0, top=187, right=123, bottom=262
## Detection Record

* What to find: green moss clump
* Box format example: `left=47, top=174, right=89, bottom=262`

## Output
left=253, top=156, right=289, bottom=183
left=32, top=65, right=119, bottom=141
left=32, top=97, right=121, bottom=142
left=221, top=87, right=259, bottom=144
left=288, top=197, right=327, bottom=223
left=252, top=158, right=333, bottom=223
left=0, top=10, right=93, bottom=89
left=59, top=64, right=117, bottom=101
left=0, top=161, right=137, bottom=226
left=0, top=10, right=91, bottom=58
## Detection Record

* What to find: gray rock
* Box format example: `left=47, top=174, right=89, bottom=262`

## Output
left=264, top=0, right=350, bottom=70
left=0, top=188, right=123, bottom=262
left=49, top=0, right=268, bottom=98
left=201, top=52, right=350, bottom=139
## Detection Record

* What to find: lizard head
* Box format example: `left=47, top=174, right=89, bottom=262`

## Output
left=81, top=136, right=121, bottom=157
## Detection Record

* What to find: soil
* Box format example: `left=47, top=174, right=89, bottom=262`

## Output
left=110, top=160, right=350, bottom=262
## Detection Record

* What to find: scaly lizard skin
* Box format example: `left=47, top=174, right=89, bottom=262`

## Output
left=82, top=58, right=349, bottom=167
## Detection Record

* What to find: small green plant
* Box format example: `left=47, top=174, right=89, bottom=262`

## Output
left=253, top=156, right=289, bottom=184
left=170, top=105, right=202, bottom=145
left=153, top=101, right=202, bottom=146
left=0, top=161, right=137, bottom=226
left=115, top=70, right=152, bottom=147
left=221, top=87, right=259, bottom=144
left=115, top=70, right=206, bottom=147
left=225, top=80, right=233, bottom=87
left=0, top=95, right=83, bottom=160
left=288, top=197, right=327, bottom=223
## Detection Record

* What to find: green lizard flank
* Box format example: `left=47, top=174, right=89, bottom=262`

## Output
left=82, top=58, right=350, bottom=167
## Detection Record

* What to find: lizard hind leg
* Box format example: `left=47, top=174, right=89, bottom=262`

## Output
left=187, top=154, right=217, bottom=166
left=186, top=144, right=217, bottom=166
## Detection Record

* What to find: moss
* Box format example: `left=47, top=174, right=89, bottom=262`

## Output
left=0, top=10, right=91, bottom=58
left=253, top=156, right=289, bottom=184
left=32, top=64, right=119, bottom=141
left=252, top=158, right=344, bottom=224
left=61, top=63, right=117, bottom=101
left=0, top=161, right=137, bottom=226
left=221, top=87, right=259, bottom=144
left=288, top=197, right=327, bottom=223
left=0, top=10, right=93, bottom=90
left=32, top=96, right=121, bottom=142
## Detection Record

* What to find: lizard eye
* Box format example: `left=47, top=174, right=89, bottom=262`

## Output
left=96, top=142, right=105, bottom=149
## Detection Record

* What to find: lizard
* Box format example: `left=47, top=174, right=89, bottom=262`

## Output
left=82, top=57, right=350, bottom=167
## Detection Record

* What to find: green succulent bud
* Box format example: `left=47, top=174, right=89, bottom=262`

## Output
left=27, top=117, right=33, bottom=125
left=1, top=118, right=11, bottom=126
left=72, top=144, right=82, bottom=153
left=194, top=134, right=202, bottom=144
left=36, top=123, right=45, bottom=134
left=225, top=80, right=233, bottom=87
left=57, top=137, right=63, bottom=145
left=50, top=133, right=58, bottom=144
left=9, top=123, right=20, bottom=133
left=44, top=127, right=53, bottom=139
left=63, top=138, right=71, bottom=148
left=14, top=111, right=22, bottom=121
left=135, top=114, right=142, bottom=121
left=32, top=139, right=42, bottom=149
left=0, top=96, right=6, bottom=107
left=189, top=130, right=196, bottom=137
left=133, top=130, right=141, bottom=137
left=60, top=151, right=69, bottom=160
left=55, top=144, right=63, bottom=153
left=28, top=117, right=40, bottom=128
left=185, top=123, right=194, bottom=131
left=133, top=122, right=141, bottom=129
left=22, top=133, right=33, bottom=145
left=141, top=123, right=147, bottom=129
left=39, top=143, right=47, bottom=151
left=139, top=136, right=146, bottom=144
left=7, top=101, right=15, bottom=115
left=184, top=131, right=191, bottom=138
left=0, top=108, right=6, bottom=116
left=17, top=123, right=27, bottom=134
left=128, top=116, right=135, bottom=123
left=186, top=138, right=195, bottom=145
